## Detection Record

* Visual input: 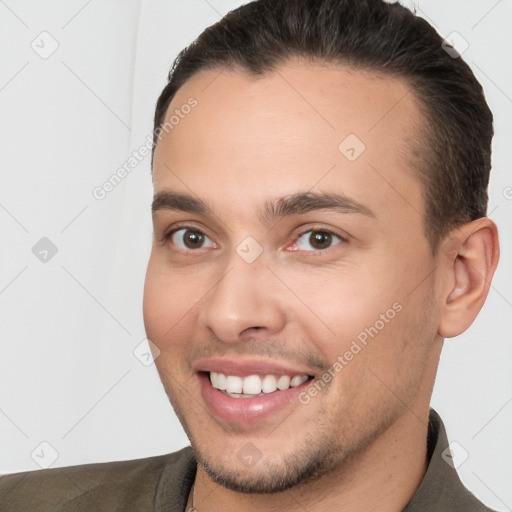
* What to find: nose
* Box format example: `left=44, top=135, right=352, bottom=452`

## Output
left=198, top=257, right=287, bottom=344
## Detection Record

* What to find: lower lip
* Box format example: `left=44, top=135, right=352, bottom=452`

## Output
left=198, top=373, right=312, bottom=424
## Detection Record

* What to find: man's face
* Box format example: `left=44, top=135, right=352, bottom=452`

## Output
left=144, top=61, right=442, bottom=492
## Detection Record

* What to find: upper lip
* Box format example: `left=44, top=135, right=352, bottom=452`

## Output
left=192, top=357, right=316, bottom=378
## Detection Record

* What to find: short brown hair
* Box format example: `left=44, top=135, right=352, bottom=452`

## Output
left=152, top=0, right=493, bottom=250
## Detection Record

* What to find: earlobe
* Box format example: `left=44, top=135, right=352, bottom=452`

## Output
left=438, top=218, right=499, bottom=339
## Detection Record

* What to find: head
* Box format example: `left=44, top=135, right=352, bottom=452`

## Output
left=144, top=0, right=498, bottom=495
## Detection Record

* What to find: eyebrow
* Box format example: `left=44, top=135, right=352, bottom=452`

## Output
left=261, top=192, right=375, bottom=222
left=151, top=190, right=374, bottom=220
left=152, top=191, right=213, bottom=215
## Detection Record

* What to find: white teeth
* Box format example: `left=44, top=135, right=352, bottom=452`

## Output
left=209, top=372, right=309, bottom=396
left=276, top=375, right=291, bottom=390
left=261, top=375, right=277, bottom=393
left=290, top=375, right=308, bottom=387
left=226, top=375, right=243, bottom=394
left=243, top=375, right=262, bottom=395
left=216, top=372, right=227, bottom=390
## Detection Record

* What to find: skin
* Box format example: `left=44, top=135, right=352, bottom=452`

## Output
left=144, top=59, right=499, bottom=512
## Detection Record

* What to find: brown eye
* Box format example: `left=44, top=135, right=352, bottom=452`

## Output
left=309, top=231, right=332, bottom=249
left=170, top=228, right=215, bottom=250
left=183, top=230, right=204, bottom=248
left=294, top=230, right=342, bottom=251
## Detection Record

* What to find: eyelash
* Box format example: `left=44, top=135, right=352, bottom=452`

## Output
left=161, top=226, right=215, bottom=251
left=161, top=225, right=347, bottom=252
left=289, top=227, right=347, bottom=252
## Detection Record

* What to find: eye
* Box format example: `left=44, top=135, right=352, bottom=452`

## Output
left=169, top=228, right=216, bottom=250
left=292, top=230, right=343, bottom=251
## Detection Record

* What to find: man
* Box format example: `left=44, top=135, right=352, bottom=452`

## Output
left=0, top=0, right=500, bottom=510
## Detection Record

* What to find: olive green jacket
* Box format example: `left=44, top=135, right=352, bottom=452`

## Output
left=0, top=410, right=496, bottom=511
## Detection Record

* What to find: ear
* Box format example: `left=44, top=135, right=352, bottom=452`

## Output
left=437, top=218, right=499, bottom=338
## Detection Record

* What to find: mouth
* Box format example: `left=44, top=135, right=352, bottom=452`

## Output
left=206, top=371, right=312, bottom=398
left=193, top=359, right=316, bottom=424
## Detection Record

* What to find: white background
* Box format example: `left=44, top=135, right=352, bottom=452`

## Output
left=0, top=0, right=511, bottom=510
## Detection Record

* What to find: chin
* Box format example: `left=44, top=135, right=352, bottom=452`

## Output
left=191, top=434, right=343, bottom=494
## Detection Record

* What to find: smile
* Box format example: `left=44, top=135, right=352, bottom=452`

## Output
left=209, top=371, right=310, bottom=398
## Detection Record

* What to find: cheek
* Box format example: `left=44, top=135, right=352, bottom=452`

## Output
left=143, top=254, right=202, bottom=348
left=290, top=257, right=430, bottom=370
left=301, top=281, right=432, bottom=423
left=287, top=267, right=398, bottom=356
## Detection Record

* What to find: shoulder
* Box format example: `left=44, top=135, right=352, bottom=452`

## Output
left=0, top=446, right=195, bottom=512
left=404, top=410, right=497, bottom=512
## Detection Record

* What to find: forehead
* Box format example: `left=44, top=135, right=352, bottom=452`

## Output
left=152, top=59, right=425, bottom=226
